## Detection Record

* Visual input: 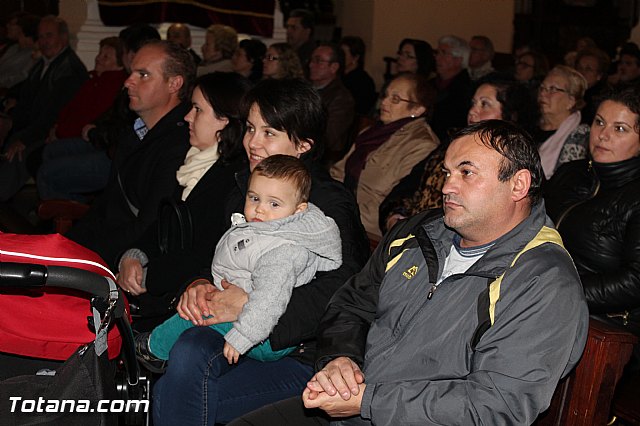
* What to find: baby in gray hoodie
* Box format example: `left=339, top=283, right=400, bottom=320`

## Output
left=140, top=155, right=342, bottom=365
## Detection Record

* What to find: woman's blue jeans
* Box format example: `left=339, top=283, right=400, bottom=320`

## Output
left=152, top=326, right=314, bottom=426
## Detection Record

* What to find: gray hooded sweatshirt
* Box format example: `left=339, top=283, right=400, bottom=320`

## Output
left=211, top=202, right=342, bottom=354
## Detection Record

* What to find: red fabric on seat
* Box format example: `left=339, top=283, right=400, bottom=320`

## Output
left=0, top=232, right=125, bottom=360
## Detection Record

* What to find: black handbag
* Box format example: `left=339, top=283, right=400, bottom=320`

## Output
left=157, top=198, right=194, bottom=255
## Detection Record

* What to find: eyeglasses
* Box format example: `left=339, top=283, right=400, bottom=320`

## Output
left=397, top=51, right=416, bottom=60
left=516, top=61, right=534, bottom=68
left=538, top=85, right=568, bottom=95
left=383, top=93, right=415, bottom=105
left=264, top=55, right=279, bottom=61
left=310, top=57, right=334, bottom=65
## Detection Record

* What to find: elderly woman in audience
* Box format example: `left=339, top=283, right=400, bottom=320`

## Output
left=535, top=65, right=589, bottom=179
left=340, top=36, right=376, bottom=116
left=197, top=24, right=237, bottom=76
left=574, top=47, right=611, bottom=124
left=544, top=84, right=640, bottom=371
left=117, top=72, right=251, bottom=329
left=330, top=72, right=439, bottom=238
left=261, top=42, right=304, bottom=79
left=152, top=78, right=369, bottom=425
left=380, top=77, right=537, bottom=233
left=231, top=39, right=266, bottom=83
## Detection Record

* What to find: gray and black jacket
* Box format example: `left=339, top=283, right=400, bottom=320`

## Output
left=316, top=201, right=589, bottom=425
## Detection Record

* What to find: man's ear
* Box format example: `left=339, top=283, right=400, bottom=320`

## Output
left=330, top=62, right=340, bottom=75
left=295, top=202, right=308, bottom=214
left=511, top=169, right=532, bottom=202
left=168, top=75, right=184, bottom=95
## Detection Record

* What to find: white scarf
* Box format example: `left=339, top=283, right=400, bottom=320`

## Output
left=539, top=111, right=581, bottom=179
left=176, top=145, right=219, bottom=201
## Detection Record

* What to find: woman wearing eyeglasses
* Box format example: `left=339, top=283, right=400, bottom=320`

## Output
left=330, top=72, right=439, bottom=238
left=261, top=42, right=304, bottom=80
left=535, top=65, right=589, bottom=179
left=395, top=38, right=436, bottom=78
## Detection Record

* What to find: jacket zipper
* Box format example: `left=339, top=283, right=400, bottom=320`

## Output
left=555, top=160, right=600, bottom=229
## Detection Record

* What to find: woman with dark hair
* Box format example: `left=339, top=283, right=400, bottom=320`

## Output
left=380, top=77, right=538, bottom=234
left=395, top=38, right=436, bottom=78
left=514, top=50, right=549, bottom=89
left=340, top=36, right=376, bottom=115
left=152, top=78, right=370, bottom=425
left=117, top=72, right=251, bottom=329
left=544, top=84, right=640, bottom=375
left=231, top=39, right=267, bottom=83
left=331, top=72, right=439, bottom=238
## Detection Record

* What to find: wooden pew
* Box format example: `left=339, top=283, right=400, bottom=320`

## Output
left=535, top=318, right=637, bottom=425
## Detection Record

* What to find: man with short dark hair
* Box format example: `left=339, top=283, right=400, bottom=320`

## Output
left=66, top=40, right=194, bottom=268
left=0, top=15, right=88, bottom=201
left=309, top=43, right=355, bottom=163
left=468, top=35, right=495, bottom=80
left=230, top=120, right=589, bottom=426
left=286, top=8, right=315, bottom=72
left=617, top=44, right=640, bottom=85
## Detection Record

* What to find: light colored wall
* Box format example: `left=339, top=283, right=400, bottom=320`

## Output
left=59, top=0, right=87, bottom=49
left=337, top=0, right=515, bottom=88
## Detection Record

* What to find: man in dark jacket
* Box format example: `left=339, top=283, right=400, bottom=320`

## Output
left=0, top=15, right=88, bottom=201
left=229, top=120, right=589, bottom=426
left=66, top=40, right=194, bottom=268
left=309, top=43, right=355, bottom=164
left=429, top=35, right=474, bottom=142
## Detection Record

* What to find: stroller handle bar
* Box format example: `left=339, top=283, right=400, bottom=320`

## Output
left=0, top=262, right=112, bottom=299
left=0, top=261, right=140, bottom=386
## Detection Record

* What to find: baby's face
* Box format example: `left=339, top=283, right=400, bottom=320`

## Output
left=244, top=174, right=306, bottom=222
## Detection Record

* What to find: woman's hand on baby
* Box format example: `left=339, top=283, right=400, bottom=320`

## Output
left=177, top=279, right=217, bottom=325
left=223, top=341, right=240, bottom=364
left=204, top=280, right=249, bottom=323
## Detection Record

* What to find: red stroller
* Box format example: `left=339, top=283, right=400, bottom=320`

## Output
left=0, top=232, right=148, bottom=425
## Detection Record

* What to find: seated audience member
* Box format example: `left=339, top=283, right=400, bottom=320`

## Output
left=36, top=36, right=127, bottom=202
left=544, top=84, right=640, bottom=372
left=37, top=25, right=160, bottom=203
left=0, top=13, right=39, bottom=91
left=309, top=43, right=356, bottom=164
left=380, top=77, right=537, bottom=234
left=166, top=23, right=201, bottom=65
left=535, top=65, right=589, bottom=179
left=197, top=24, right=237, bottom=77
left=230, top=119, right=589, bottom=426
left=135, top=154, right=341, bottom=368
left=65, top=40, right=195, bottom=269
left=563, top=36, right=597, bottom=68
left=231, top=39, right=266, bottom=83
left=429, top=35, right=474, bottom=142
left=262, top=42, right=304, bottom=79
left=285, top=8, right=315, bottom=74
left=615, top=43, right=640, bottom=86
left=468, top=35, right=495, bottom=80
left=339, top=36, right=376, bottom=116
left=574, top=47, right=610, bottom=124
left=0, top=15, right=88, bottom=202
left=394, top=38, right=435, bottom=78
left=514, top=50, right=549, bottom=89
left=117, top=72, right=251, bottom=330
left=151, top=78, right=370, bottom=425
left=331, top=73, right=438, bottom=238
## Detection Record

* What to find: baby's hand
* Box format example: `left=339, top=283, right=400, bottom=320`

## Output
left=223, top=341, right=240, bottom=364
